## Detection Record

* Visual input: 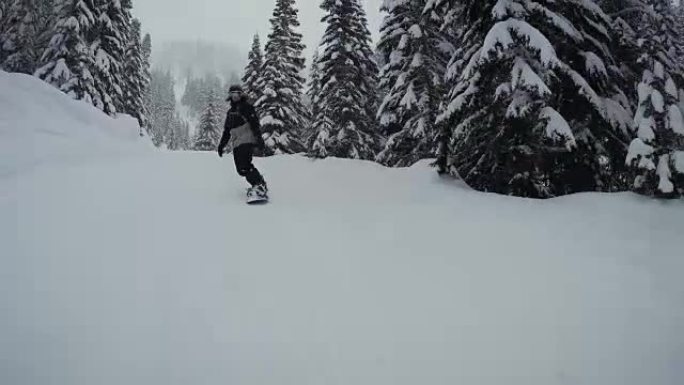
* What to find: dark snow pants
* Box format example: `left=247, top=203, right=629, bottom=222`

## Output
left=233, top=144, right=265, bottom=186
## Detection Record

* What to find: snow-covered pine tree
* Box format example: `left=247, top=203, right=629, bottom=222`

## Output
left=304, top=48, right=323, bottom=145
left=254, top=0, right=307, bottom=155
left=0, top=2, right=10, bottom=66
left=678, top=3, right=684, bottom=121
left=146, top=69, right=164, bottom=146
left=194, top=97, right=221, bottom=151
left=181, top=76, right=200, bottom=113
left=0, top=0, right=40, bottom=74
left=242, top=33, right=263, bottom=102
left=165, top=114, right=188, bottom=151
left=148, top=69, right=178, bottom=147
left=36, top=0, right=54, bottom=26
left=677, top=2, right=684, bottom=53
left=177, top=119, right=191, bottom=150
left=307, top=50, right=322, bottom=117
left=141, top=31, right=152, bottom=121
left=182, top=74, right=223, bottom=117
left=121, top=18, right=147, bottom=128
left=201, top=73, right=223, bottom=110
left=142, top=32, right=151, bottom=66
left=308, top=0, right=380, bottom=160
left=165, top=117, right=178, bottom=150
left=35, top=0, right=101, bottom=107
left=422, top=0, right=466, bottom=173
left=599, top=0, right=646, bottom=110
left=625, top=0, right=684, bottom=197
left=91, top=0, right=131, bottom=114
left=375, top=0, right=452, bottom=167
left=671, top=1, right=684, bottom=88
left=35, top=0, right=56, bottom=52
left=436, top=0, right=633, bottom=198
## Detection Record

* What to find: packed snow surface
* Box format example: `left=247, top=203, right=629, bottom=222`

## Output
left=1, top=73, right=684, bottom=385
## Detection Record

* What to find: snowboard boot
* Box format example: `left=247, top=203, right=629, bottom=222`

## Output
left=253, top=183, right=268, bottom=198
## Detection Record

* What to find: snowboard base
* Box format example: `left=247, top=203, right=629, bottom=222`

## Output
left=247, top=195, right=269, bottom=204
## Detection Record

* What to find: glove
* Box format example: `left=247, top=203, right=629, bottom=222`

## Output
left=218, top=146, right=224, bottom=157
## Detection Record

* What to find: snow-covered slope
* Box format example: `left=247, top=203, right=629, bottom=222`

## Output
left=1, top=72, right=683, bottom=385
left=0, top=71, right=151, bottom=178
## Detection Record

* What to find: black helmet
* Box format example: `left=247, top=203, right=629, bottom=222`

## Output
left=228, top=84, right=243, bottom=93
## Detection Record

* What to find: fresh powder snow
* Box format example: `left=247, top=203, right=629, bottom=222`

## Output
left=1, top=71, right=684, bottom=385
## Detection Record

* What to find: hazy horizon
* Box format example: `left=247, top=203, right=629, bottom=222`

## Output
left=133, top=0, right=384, bottom=71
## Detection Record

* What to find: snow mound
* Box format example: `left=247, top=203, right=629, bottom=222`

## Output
left=0, top=70, right=151, bottom=178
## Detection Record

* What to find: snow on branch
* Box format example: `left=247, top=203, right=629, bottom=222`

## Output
left=626, top=138, right=655, bottom=170
left=540, top=106, right=576, bottom=149
left=481, top=19, right=561, bottom=68
left=511, top=57, right=551, bottom=96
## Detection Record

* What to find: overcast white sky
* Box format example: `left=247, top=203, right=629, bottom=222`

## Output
left=133, top=0, right=384, bottom=62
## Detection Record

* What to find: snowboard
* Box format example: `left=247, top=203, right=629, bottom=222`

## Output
left=246, top=187, right=269, bottom=204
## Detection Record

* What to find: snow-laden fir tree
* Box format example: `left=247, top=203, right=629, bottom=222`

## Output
left=308, top=0, right=380, bottom=160
left=652, top=1, right=684, bottom=87
left=142, top=32, right=151, bottom=66
left=304, top=48, right=323, bottom=144
left=0, top=2, right=10, bottom=65
left=187, top=76, right=206, bottom=116
left=671, top=1, right=684, bottom=88
left=166, top=116, right=190, bottom=151
left=121, top=18, right=147, bottom=128
left=625, top=0, right=684, bottom=197
left=678, top=4, right=684, bottom=119
left=254, top=0, right=307, bottom=155
left=677, top=3, right=684, bottom=52
left=148, top=69, right=178, bottom=147
left=423, top=0, right=466, bottom=172
left=35, top=0, right=101, bottom=107
left=181, top=74, right=224, bottom=117
left=307, top=49, right=322, bottom=117
left=376, top=0, right=452, bottom=167
left=36, top=1, right=54, bottom=27
left=141, top=32, right=152, bottom=118
left=201, top=73, right=224, bottom=110
left=180, top=76, right=201, bottom=113
left=599, top=0, right=646, bottom=110
left=35, top=0, right=56, bottom=52
left=177, top=119, right=191, bottom=150
left=194, top=96, right=222, bottom=151
left=242, top=34, right=263, bottom=102
left=91, top=0, right=131, bottom=114
left=436, top=0, right=634, bottom=198
left=0, top=0, right=40, bottom=74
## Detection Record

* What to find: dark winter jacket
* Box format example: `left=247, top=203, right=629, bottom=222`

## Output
left=218, top=97, right=263, bottom=151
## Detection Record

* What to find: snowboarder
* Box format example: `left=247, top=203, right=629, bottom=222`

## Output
left=217, top=85, right=268, bottom=202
